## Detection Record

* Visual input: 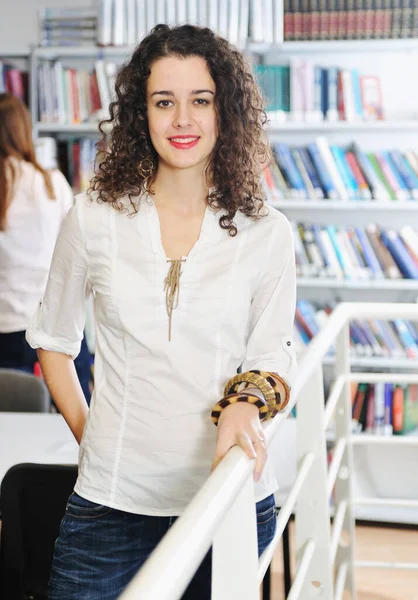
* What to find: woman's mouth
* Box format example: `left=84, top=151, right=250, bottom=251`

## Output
left=168, top=136, right=200, bottom=150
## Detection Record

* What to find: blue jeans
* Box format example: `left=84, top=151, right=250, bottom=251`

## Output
left=49, top=491, right=277, bottom=600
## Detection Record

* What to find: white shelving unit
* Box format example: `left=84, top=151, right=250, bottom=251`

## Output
left=267, top=120, right=418, bottom=133
left=297, top=278, right=418, bottom=291
left=322, top=356, right=417, bottom=370
left=249, top=38, right=418, bottom=54
left=34, top=123, right=101, bottom=135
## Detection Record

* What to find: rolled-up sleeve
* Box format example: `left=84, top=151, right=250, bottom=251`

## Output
left=26, top=199, right=91, bottom=360
left=242, top=214, right=298, bottom=387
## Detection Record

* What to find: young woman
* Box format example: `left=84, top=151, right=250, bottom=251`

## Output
left=0, top=93, right=91, bottom=404
left=26, top=24, right=297, bottom=599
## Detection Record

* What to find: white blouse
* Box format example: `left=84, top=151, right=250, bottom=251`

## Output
left=26, top=192, right=297, bottom=516
left=0, top=159, right=73, bottom=333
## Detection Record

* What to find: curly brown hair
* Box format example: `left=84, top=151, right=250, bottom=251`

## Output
left=89, top=24, right=271, bottom=236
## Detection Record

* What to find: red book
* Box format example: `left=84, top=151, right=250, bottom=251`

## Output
left=345, top=151, right=370, bottom=197
left=337, top=70, right=345, bottom=120
left=8, top=69, right=25, bottom=101
left=89, top=71, right=102, bottom=113
left=337, top=3, right=348, bottom=40
left=319, top=0, right=329, bottom=40
left=70, top=69, right=81, bottom=124
left=355, top=0, right=367, bottom=38
left=392, top=385, right=404, bottom=433
left=328, top=0, right=339, bottom=39
left=72, top=141, right=81, bottom=193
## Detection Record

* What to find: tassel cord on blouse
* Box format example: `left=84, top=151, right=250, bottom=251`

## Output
left=164, top=259, right=184, bottom=341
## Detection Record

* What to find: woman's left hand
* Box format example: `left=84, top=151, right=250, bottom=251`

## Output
left=211, top=402, right=267, bottom=481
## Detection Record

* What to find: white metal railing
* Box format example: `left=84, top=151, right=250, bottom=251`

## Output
left=119, top=302, right=418, bottom=600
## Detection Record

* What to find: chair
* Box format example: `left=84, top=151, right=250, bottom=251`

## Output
left=0, top=369, right=49, bottom=412
left=0, top=463, right=78, bottom=599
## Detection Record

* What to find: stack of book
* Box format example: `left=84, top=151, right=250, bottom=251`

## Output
left=295, top=299, right=418, bottom=360
left=292, top=222, right=418, bottom=281
left=97, top=0, right=250, bottom=47
left=263, top=140, right=418, bottom=202
left=351, top=382, right=418, bottom=436
left=39, top=7, right=98, bottom=47
left=37, top=60, right=118, bottom=124
left=0, top=60, right=27, bottom=102
left=284, top=1, right=418, bottom=41
left=255, top=63, right=383, bottom=124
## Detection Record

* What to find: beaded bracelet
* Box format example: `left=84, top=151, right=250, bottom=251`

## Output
left=211, top=392, right=269, bottom=426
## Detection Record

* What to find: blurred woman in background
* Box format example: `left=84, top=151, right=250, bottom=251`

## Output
left=0, top=93, right=91, bottom=404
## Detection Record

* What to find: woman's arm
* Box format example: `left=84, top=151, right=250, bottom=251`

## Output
left=212, top=214, right=297, bottom=478
left=26, top=197, right=92, bottom=443
left=37, top=349, right=88, bottom=444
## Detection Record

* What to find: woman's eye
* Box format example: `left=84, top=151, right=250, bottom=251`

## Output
left=156, top=100, right=173, bottom=108
left=194, top=99, right=209, bottom=106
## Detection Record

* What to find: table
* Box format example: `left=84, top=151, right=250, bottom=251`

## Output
left=0, top=412, right=78, bottom=483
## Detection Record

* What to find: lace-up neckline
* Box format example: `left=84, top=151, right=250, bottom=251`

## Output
left=164, top=258, right=186, bottom=341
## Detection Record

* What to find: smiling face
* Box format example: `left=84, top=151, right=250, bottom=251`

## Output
left=146, top=55, right=218, bottom=175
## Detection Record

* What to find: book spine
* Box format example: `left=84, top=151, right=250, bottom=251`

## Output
left=373, top=381, right=385, bottom=434
left=354, top=227, right=385, bottom=278
left=389, top=150, right=418, bottom=199
left=307, top=142, right=338, bottom=198
left=383, top=383, right=393, bottom=435
left=310, top=0, right=321, bottom=40
left=380, top=230, right=418, bottom=279
left=298, top=147, right=325, bottom=198
left=316, top=136, right=348, bottom=199
left=392, top=319, right=418, bottom=358
left=325, top=67, right=339, bottom=121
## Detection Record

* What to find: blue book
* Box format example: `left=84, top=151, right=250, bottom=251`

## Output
left=358, top=320, right=381, bottom=354
left=401, top=153, right=418, bottom=194
left=405, top=321, right=418, bottom=346
left=389, top=150, right=418, bottom=198
left=405, top=319, right=418, bottom=345
left=313, top=65, right=322, bottom=115
left=295, top=320, right=311, bottom=344
left=382, top=151, right=409, bottom=199
left=308, top=143, right=338, bottom=199
left=327, top=225, right=351, bottom=278
left=384, top=383, right=393, bottom=435
left=311, top=224, right=331, bottom=273
left=354, top=227, right=384, bottom=278
left=273, top=143, right=307, bottom=198
left=351, top=69, right=363, bottom=120
left=296, top=300, right=320, bottom=336
left=392, top=319, right=418, bottom=358
left=374, top=320, right=397, bottom=355
left=326, top=67, right=338, bottom=119
left=347, top=228, right=368, bottom=270
left=298, top=147, right=324, bottom=199
left=331, top=145, right=359, bottom=200
left=320, top=68, right=328, bottom=118
left=380, top=230, right=418, bottom=279
left=350, top=321, right=370, bottom=354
